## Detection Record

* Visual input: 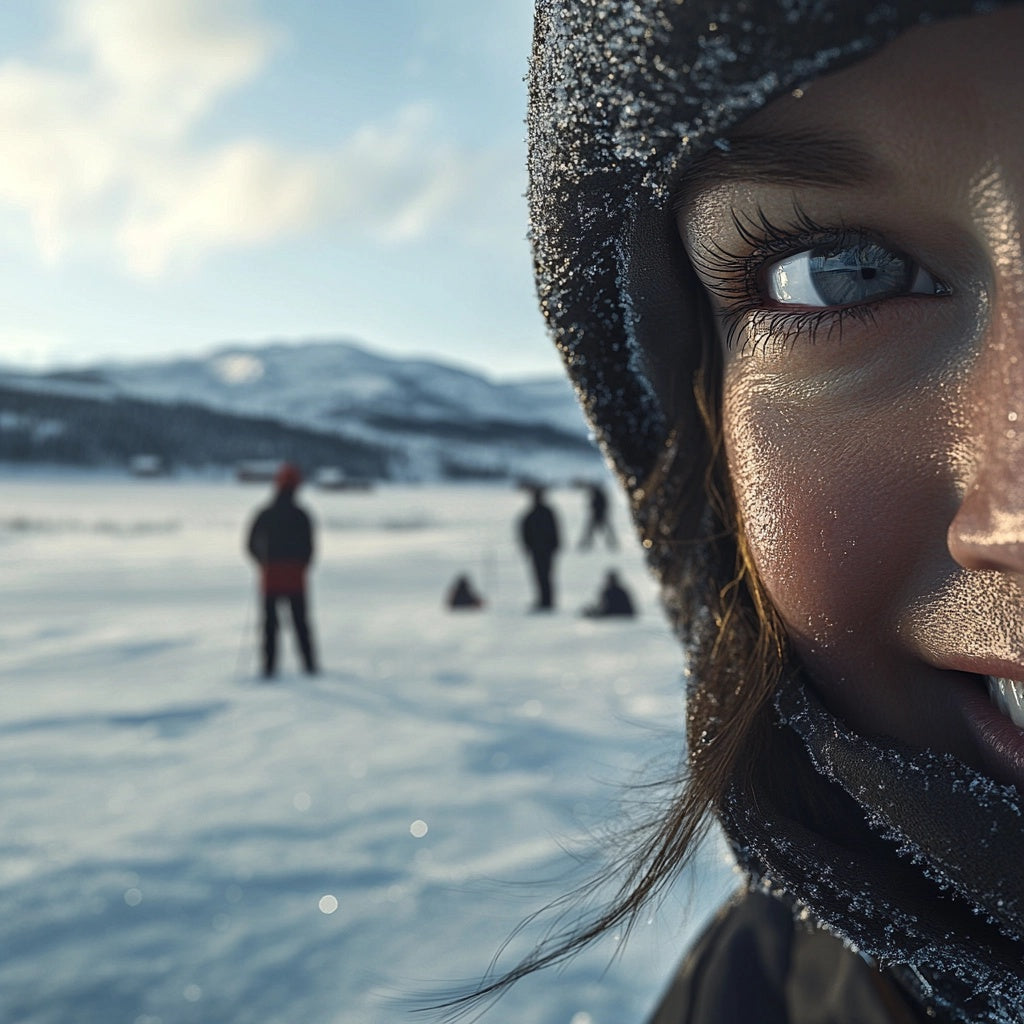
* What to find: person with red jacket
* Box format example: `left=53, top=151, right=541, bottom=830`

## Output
left=246, top=463, right=317, bottom=677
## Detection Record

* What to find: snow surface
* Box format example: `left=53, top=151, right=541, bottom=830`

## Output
left=0, top=472, right=736, bottom=1024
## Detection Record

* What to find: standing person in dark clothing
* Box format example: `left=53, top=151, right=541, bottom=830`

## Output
left=518, top=486, right=561, bottom=611
left=578, top=482, right=617, bottom=550
left=246, top=462, right=317, bottom=678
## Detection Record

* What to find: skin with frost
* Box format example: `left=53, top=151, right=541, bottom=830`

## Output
left=681, top=8, right=1024, bottom=788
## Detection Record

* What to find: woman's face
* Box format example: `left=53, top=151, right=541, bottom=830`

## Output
left=681, top=7, right=1024, bottom=789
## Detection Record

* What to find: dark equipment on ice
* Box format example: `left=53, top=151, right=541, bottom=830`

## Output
left=446, top=574, right=485, bottom=610
left=583, top=570, right=636, bottom=618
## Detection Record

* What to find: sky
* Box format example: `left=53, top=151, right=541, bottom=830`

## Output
left=0, top=0, right=558, bottom=379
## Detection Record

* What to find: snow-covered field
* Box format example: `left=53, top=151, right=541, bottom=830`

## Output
left=0, top=472, right=736, bottom=1024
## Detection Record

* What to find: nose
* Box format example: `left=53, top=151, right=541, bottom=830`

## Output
left=947, top=314, right=1024, bottom=576
left=948, top=479, right=1024, bottom=573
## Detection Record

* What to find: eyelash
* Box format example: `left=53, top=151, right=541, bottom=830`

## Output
left=691, top=203, right=892, bottom=353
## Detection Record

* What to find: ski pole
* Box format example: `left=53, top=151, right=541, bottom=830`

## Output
left=235, top=590, right=255, bottom=680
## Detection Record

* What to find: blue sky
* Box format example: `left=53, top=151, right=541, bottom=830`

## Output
left=0, top=0, right=556, bottom=378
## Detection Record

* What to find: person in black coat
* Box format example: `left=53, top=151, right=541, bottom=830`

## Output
left=518, top=486, right=561, bottom=611
left=578, top=483, right=617, bottom=550
left=246, top=463, right=317, bottom=677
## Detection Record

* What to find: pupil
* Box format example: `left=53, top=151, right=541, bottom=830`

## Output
left=808, top=243, right=910, bottom=305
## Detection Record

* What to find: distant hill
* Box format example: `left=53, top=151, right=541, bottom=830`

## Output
left=0, top=339, right=600, bottom=482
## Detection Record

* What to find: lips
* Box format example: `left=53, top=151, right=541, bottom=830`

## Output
left=915, top=667, right=1024, bottom=792
left=987, top=676, right=1024, bottom=730
left=957, top=672, right=1024, bottom=792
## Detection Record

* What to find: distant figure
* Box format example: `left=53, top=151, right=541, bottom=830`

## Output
left=446, top=574, right=485, bottom=610
left=519, top=486, right=561, bottom=611
left=578, top=482, right=617, bottom=550
left=583, top=570, right=636, bottom=618
left=246, top=462, right=317, bottom=678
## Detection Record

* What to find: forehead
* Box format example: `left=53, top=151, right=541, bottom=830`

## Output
left=672, top=6, right=1024, bottom=266
left=730, top=7, right=1024, bottom=183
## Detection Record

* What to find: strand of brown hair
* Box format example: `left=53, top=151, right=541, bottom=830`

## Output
left=420, top=324, right=785, bottom=1021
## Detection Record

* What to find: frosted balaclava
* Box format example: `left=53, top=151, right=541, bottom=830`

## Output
left=528, top=3, right=1024, bottom=1022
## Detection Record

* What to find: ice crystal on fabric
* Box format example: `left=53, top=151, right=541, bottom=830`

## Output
left=724, top=675, right=1024, bottom=1021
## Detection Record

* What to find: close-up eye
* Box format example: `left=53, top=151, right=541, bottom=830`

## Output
left=766, top=241, right=950, bottom=307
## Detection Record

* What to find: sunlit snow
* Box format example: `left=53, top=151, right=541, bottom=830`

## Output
left=213, top=354, right=265, bottom=385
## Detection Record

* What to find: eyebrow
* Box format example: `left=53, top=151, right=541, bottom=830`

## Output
left=670, top=128, right=883, bottom=217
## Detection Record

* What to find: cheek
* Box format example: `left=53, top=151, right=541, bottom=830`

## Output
left=722, top=377, right=954, bottom=663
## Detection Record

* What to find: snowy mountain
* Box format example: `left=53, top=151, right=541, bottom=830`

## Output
left=0, top=339, right=600, bottom=481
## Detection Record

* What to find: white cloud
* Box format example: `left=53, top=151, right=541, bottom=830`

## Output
left=61, top=0, right=279, bottom=138
left=0, top=1, right=502, bottom=277
left=117, top=141, right=326, bottom=276
left=327, top=104, right=469, bottom=245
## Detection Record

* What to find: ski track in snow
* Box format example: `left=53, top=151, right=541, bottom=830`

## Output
left=0, top=474, right=735, bottom=1024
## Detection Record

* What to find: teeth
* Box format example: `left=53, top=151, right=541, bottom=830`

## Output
left=987, top=676, right=1024, bottom=730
